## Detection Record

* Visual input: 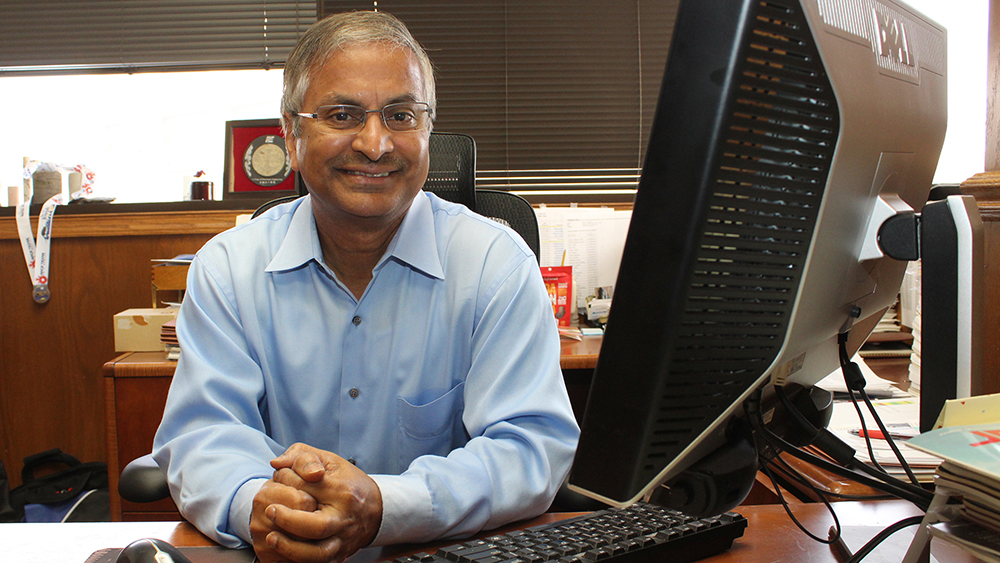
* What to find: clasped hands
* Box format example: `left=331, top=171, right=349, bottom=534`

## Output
left=250, top=443, right=384, bottom=563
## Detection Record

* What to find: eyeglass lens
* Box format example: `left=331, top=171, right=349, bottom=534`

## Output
left=315, top=103, right=429, bottom=132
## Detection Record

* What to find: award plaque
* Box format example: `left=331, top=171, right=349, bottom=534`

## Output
left=223, top=119, right=301, bottom=199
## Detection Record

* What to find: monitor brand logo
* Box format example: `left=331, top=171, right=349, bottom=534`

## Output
left=873, top=7, right=915, bottom=67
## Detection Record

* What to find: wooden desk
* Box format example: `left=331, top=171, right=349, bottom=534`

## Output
left=102, top=340, right=909, bottom=519
left=0, top=501, right=975, bottom=563
left=559, top=334, right=602, bottom=370
left=103, top=338, right=605, bottom=521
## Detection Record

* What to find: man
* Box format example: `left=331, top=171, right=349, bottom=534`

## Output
left=152, top=10, right=580, bottom=563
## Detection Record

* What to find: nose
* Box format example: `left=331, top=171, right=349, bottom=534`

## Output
left=351, top=111, right=394, bottom=161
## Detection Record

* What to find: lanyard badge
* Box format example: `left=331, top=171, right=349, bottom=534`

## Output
left=15, top=195, right=62, bottom=304
left=15, top=163, right=96, bottom=304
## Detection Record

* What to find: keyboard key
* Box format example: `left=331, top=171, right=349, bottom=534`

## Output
left=417, top=502, right=746, bottom=563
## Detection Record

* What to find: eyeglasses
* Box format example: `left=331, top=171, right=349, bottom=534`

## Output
left=295, top=102, right=432, bottom=134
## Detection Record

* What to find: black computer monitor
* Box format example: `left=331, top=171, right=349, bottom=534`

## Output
left=568, top=0, right=952, bottom=513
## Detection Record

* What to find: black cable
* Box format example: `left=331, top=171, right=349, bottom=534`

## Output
left=758, top=455, right=842, bottom=544
left=821, top=491, right=896, bottom=501
left=837, top=334, right=921, bottom=485
left=763, top=451, right=894, bottom=501
left=763, top=450, right=833, bottom=502
left=856, top=386, right=921, bottom=485
left=846, top=449, right=931, bottom=503
left=747, top=390, right=843, bottom=544
left=770, top=382, right=922, bottom=504
left=838, top=340, right=880, bottom=472
left=742, top=339, right=931, bottom=562
left=747, top=391, right=932, bottom=508
left=844, top=516, right=924, bottom=563
left=773, top=386, right=856, bottom=466
left=846, top=387, right=889, bottom=474
left=770, top=419, right=930, bottom=506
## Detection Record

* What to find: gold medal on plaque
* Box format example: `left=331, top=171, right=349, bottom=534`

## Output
left=242, top=135, right=292, bottom=187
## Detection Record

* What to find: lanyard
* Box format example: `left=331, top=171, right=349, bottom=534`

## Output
left=15, top=162, right=94, bottom=304
left=15, top=194, right=63, bottom=304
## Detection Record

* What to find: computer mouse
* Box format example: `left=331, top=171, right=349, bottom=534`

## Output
left=115, top=538, right=193, bottom=563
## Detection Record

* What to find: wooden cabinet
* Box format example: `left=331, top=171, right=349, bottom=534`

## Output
left=0, top=202, right=259, bottom=491
left=961, top=180, right=1000, bottom=395
left=104, top=351, right=181, bottom=521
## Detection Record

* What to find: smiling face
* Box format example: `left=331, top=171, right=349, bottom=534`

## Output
left=287, top=42, right=430, bottom=230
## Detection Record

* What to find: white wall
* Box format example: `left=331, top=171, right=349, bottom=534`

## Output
left=906, top=0, right=989, bottom=185
left=0, top=0, right=989, bottom=204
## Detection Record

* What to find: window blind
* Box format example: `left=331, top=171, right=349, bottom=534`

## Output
left=324, top=1, right=679, bottom=202
left=3, top=0, right=679, bottom=201
left=0, top=1, right=316, bottom=74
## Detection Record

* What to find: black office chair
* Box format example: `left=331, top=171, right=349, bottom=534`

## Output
left=118, top=455, right=170, bottom=504
left=251, top=194, right=300, bottom=219
left=476, top=189, right=540, bottom=263
left=423, top=132, right=540, bottom=261
left=423, top=132, right=478, bottom=212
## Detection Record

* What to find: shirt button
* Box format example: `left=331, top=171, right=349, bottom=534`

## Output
left=352, top=315, right=362, bottom=326
left=349, top=387, right=360, bottom=399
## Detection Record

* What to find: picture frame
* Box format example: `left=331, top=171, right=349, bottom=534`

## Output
left=222, top=119, right=300, bottom=200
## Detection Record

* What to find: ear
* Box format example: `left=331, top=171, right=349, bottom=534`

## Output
left=286, top=134, right=301, bottom=172
left=282, top=115, right=301, bottom=171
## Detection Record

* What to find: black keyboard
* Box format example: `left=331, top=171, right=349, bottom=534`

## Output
left=394, top=502, right=748, bottom=563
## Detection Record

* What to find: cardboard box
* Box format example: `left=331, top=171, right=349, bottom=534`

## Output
left=114, top=308, right=178, bottom=352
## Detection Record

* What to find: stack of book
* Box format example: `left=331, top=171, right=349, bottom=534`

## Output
left=858, top=299, right=915, bottom=361
left=906, top=422, right=1000, bottom=561
left=161, top=319, right=180, bottom=361
left=901, top=261, right=922, bottom=390
left=872, top=297, right=904, bottom=334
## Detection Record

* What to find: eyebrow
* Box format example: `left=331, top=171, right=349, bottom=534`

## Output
left=316, top=93, right=422, bottom=108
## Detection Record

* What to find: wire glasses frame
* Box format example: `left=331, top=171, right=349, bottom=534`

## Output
left=295, top=102, right=432, bottom=134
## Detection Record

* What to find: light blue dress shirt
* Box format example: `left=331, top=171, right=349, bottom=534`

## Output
left=152, top=192, right=580, bottom=549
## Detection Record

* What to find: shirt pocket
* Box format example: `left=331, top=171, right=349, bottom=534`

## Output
left=397, top=381, right=466, bottom=469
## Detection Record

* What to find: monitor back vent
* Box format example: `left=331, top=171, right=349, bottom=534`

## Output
left=644, top=0, right=840, bottom=469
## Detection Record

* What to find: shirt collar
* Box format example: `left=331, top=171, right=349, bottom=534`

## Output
left=380, top=192, right=445, bottom=280
left=265, top=192, right=445, bottom=281
left=265, top=196, right=324, bottom=273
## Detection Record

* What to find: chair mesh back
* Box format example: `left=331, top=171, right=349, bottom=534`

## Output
left=425, top=132, right=477, bottom=211
left=251, top=194, right=300, bottom=219
left=476, top=189, right=540, bottom=263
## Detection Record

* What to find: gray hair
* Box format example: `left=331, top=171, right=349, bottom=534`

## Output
left=281, top=11, right=436, bottom=137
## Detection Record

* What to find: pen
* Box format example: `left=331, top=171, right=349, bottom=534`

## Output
left=854, top=428, right=915, bottom=440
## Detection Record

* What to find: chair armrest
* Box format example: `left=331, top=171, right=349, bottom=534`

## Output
left=118, top=454, right=170, bottom=503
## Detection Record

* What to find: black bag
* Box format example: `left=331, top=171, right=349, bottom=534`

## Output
left=0, top=460, right=16, bottom=522
left=6, top=448, right=110, bottom=522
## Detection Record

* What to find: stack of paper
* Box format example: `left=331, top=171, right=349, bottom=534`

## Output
left=902, top=261, right=922, bottom=390
left=816, top=356, right=909, bottom=399
left=828, top=427, right=940, bottom=482
left=908, top=423, right=1000, bottom=535
left=827, top=396, right=940, bottom=482
left=161, top=319, right=180, bottom=361
left=558, top=327, right=583, bottom=341
left=534, top=205, right=632, bottom=312
left=872, top=297, right=904, bottom=334
left=928, top=519, right=1000, bottom=563
left=936, top=463, right=1000, bottom=533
